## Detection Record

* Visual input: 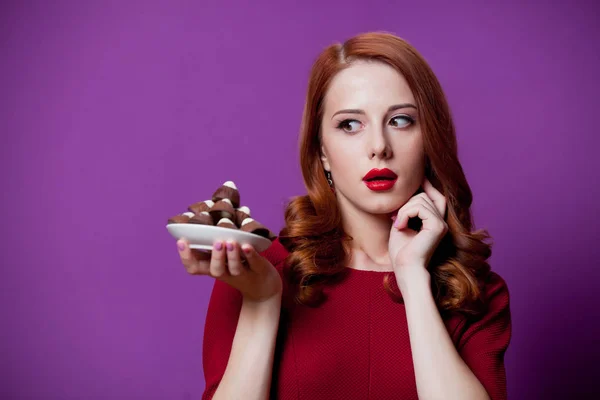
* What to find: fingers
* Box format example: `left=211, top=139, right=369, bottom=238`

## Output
left=416, top=192, right=436, bottom=213
left=178, top=238, right=254, bottom=278
left=210, top=241, right=229, bottom=278
left=422, top=177, right=447, bottom=217
left=225, top=241, right=245, bottom=277
left=392, top=189, right=441, bottom=229
left=177, top=239, right=210, bottom=275
left=393, top=199, right=438, bottom=231
left=240, top=243, right=265, bottom=274
left=191, top=249, right=212, bottom=262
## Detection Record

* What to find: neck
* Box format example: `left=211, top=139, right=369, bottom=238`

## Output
left=337, top=195, right=396, bottom=270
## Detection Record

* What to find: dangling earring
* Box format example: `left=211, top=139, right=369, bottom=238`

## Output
left=325, top=170, right=335, bottom=193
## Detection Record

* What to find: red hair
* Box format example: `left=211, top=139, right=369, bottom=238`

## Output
left=278, top=32, right=492, bottom=316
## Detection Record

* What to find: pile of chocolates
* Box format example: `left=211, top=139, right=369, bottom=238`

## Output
left=167, top=181, right=276, bottom=241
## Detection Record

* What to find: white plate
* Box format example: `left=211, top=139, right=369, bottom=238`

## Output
left=166, top=223, right=273, bottom=253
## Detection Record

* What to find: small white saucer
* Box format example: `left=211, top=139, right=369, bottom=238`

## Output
left=166, top=223, right=273, bottom=253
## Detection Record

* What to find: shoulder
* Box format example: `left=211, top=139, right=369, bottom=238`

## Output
left=454, top=270, right=511, bottom=345
left=455, top=271, right=512, bottom=399
left=446, top=270, right=511, bottom=343
left=480, top=270, right=510, bottom=310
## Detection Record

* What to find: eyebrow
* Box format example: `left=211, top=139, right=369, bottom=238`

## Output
left=331, top=103, right=417, bottom=119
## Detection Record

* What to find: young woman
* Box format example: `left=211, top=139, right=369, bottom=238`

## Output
left=177, top=32, right=511, bottom=400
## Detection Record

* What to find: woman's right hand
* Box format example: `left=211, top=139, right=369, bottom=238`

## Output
left=176, top=238, right=283, bottom=303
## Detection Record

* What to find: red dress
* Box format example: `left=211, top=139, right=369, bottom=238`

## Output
left=201, top=238, right=511, bottom=399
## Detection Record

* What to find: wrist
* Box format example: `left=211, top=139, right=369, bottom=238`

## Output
left=395, top=266, right=431, bottom=301
left=243, top=291, right=282, bottom=307
left=241, top=294, right=282, bottom=321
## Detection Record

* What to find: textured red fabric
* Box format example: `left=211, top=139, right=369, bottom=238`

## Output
left=201, top=238, right=511, bottom=399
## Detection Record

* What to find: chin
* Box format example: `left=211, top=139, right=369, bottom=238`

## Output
left=362, top=200, right=401, bottom=215
left=341, top=188, right=407, bottom=215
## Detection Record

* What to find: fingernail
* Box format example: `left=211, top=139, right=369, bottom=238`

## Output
left=226, top=242, right=234, bottom=251
left=214, top=241, right=223, bottom=251
left=242, top=245, right=251, bottom=254
left=177, top=241, right=185, bottom=251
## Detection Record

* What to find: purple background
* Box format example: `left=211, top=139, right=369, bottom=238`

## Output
left=2, top=1, right=599, bottom=399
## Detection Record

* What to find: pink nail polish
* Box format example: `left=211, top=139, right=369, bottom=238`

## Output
left=177, top=242, right=185, bottom=251
left=226, top=242, right=234, bottom=251
left=214, top=241, right=223, bottom=251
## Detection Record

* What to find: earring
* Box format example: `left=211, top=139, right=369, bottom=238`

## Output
left=325, top=170, right=335, bottom=193
left=325, top=170, right=333, bottom=186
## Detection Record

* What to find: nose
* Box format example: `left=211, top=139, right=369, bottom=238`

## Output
left=368, top=128, right=392, bottom=160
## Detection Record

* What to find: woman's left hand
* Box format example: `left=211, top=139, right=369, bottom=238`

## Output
left=389, top=177, right=449, bottom=278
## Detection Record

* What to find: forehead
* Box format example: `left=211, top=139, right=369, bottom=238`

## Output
left=323, top=60, right=414, bottom=113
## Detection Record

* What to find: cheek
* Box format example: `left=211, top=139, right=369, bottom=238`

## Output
left=396, top=140, right=424, bottom=165
left=329, top=154, right=354, bottom=176
left=323, top=138, right=357, bottom=168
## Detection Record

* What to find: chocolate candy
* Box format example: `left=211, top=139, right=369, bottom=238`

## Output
left=212, top=181, right=240, bottom=209
left=239, top=217, right=274, bottom=239
left=216, top=218, right=236, bottom=229
left=234, top=206, right=251, bottom=227
left=209, top=198, right=235, bottom=223
left=168, top=180, right=275, bottom=242
left=188, top=211, right=213, bottom=225
left=188, top=200, right=214, bottom=214
left=167, top=212, right=195, bottom=224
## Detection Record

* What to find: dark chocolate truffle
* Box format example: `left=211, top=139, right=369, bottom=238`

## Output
left=216, top=217, right=237, bottom=230
left=234, top=206, right=251, bottom=227
left=188, top=211, right=213, bottom=226
left=240, top=217, right=274, bottom=240
left=167, top=212, right=195, bottom=224
left=209, top=198, right=235, bottom=223
left=188, top=200, right=214, bottom=214
left=211, top=181, right=240, bottom=209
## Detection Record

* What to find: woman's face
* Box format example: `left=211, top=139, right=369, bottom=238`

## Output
left=320, top=60, right=425, bottom=216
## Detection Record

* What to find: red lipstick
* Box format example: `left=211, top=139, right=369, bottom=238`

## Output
left=362, top=168, right=398, bottom=192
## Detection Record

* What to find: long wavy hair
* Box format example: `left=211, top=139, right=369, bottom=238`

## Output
left=278, top=32, right=493, bottom=317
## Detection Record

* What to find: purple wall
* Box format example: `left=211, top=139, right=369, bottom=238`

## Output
left=2, top=1, right=598, bottom=399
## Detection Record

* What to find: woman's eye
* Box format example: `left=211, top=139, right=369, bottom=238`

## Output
left=390, top=115, right=414, bottom=128
left=336, top=119, right=362, bottom=133
left=336, top=116, right=414, bottom=132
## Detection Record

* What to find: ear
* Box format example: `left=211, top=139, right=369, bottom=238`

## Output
left=320, top=145, right=331, bottom=171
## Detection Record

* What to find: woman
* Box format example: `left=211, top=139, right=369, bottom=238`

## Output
left=177, top=32, right=511, bottom=400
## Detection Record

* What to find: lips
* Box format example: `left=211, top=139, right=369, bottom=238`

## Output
left=362, top=168, right=398, bottom=192
left=362, top=168, right=398, bottom=181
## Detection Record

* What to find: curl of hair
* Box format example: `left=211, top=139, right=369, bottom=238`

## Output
left=279, top=32, right=493, bottom=317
